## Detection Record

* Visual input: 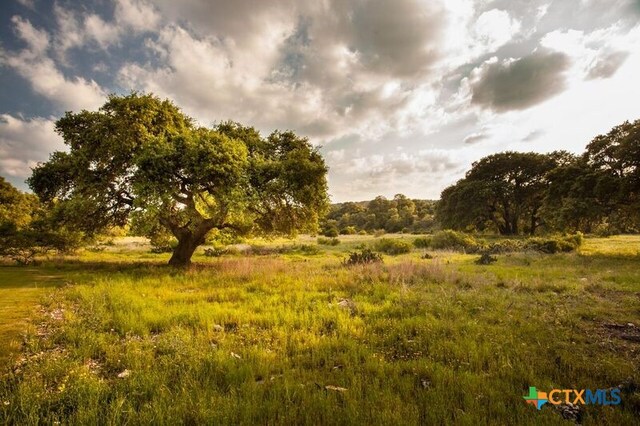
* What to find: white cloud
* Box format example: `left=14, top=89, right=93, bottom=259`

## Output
left=0, top=115, right=62, bottom=181
left=1, top=17, right=106, bottom=111
left=115, top=0, right=161, bottom=32
left=474, top=10, right=521, bottom=53
left=84, top=14, right=120, bottom=49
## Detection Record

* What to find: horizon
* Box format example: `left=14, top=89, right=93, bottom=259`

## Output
left=1, top=0, right=639, bottom=202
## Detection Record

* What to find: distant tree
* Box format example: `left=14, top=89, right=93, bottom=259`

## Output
left=0, top=177, right=82, bottom=264
left=437, top=152, right=557, bottom=235
left=29, top=93, right=329, bottom=266
left=0, top=177, right=38, bottom=228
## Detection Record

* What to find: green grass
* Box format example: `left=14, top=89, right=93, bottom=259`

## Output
left=0, top=268, right=64, bottom=365
left=1, top=235, right=639, bottom=424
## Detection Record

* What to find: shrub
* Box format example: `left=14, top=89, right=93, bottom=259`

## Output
left=524, top=234, right=583, bottom=254
left=374, top=229, right=386, bottom=237
left=204, top=247, right=227, bottom=257
left=358, top=230, right=368, bottom=235
left=322, top=227, right=339, bottom=238
left=292, top=244, right=321, bottom=255
left=343, top=248, right=383, bottom=266
left=317, top=237, right=340, bottom=246
left=149, top=232, right=176, bottom=253
left=340, top=226, right=357, bottom=235
left=413, top=237, right=431, bottom=248
left=430, top=230, right=482, bottom=253
left=487, top=239, right=524, bottom=254
left=374, top=238, right=412, bottom=255
left=475, top=253, right=497, bottom=265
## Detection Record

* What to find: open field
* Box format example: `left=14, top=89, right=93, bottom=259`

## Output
left=1, top=235, right=639, bottom=424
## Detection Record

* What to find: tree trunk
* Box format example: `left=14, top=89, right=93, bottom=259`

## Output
left=168, top=236, right=199, bottom=267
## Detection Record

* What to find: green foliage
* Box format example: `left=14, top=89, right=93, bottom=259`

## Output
left=340, top=226, right=357, bottom=235
left=475, top=253, right=497, bottom=265
left=28, top=94, right=329, bottom=266
left=321, top=195, right=436, bottom=235
left=203, top=247, right=228, bottom=257
left=343, top=248, right=383, bottom=265
left=486, top=239, right=525, bottom=254
left=0, top=178, right=84, bottom=264
left=317, top=237, right=340, bottom=246
left=429, top=230, right=482, bottom=253
left=413, top=237, right=431, bottom=248
left=321, top=226, right=339, bottom=237
left=524, top=234, right=583, bottom=254
left=543, top=119, right=640, bottom=233
left=437, top=152, right=559, bottom=235
left=374, top=238, right=412, bottom=255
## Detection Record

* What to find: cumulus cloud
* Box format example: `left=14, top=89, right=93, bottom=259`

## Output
left=115, top=0, right=161, bottom=32
left=470, top=50, right=571, bottom=111
left=1, top=16, right=106, bottom=111
left=1, top=0, right=640, bottom=201
left=473, top=9, right=521, bottom=54
left=0, top=115, right=62, bottom=183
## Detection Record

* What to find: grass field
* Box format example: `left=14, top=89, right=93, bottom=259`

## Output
left=0, top=235, right=639, bottom=424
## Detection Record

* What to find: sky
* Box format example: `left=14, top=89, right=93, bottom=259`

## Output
left=1, top=0, right=639, bottom=202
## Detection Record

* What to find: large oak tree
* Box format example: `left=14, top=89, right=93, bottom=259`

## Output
left=29, top=93, right=329, bottom=266
left=436, top=151, right=560, bottom=235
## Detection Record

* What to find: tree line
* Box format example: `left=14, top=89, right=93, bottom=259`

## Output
left=437, top=119, right=640, bottom=235
left=320, top=195, right=437, bottom=236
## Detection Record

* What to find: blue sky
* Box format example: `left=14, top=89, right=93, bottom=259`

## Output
left=1, top=0, right=639, bottom=201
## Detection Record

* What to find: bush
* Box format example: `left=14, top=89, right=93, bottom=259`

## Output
left=317, top=237, right=340, bottom=246
left=487, top=239, right=524, bottom=254
left=475, top=253, right=498, bottom=265
left=524, top=234, right=583, bottom=254
left=373, top=229, right=386, bottom=237
left=430, top=230, right=482, bottom=253
left=292, top=244, right=321, bottom=255
left=413, top=237, right=431, bottom=248
left=322, top=227, right=339, bottom=238
left=149, top=232, right=177, bottom=253
left=358, top=230, right=368, bottom=235
left=343, top=248, right=383, bottom=266
left=374, top=238, right=412, bottom=255
left=204, top=247, right=227, bottom=257
left=340, top=226, right=357, bottom=235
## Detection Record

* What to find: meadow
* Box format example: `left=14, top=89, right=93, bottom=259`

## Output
left=0, top=235, right=639, bottom=425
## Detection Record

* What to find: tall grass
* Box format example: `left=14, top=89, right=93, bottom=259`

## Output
left=0, top=235, right=639, bottom=424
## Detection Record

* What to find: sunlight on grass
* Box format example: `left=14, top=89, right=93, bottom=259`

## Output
left=1, top=235, right=639, bottom=424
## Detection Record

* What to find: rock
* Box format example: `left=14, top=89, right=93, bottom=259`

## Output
left=213, top=324, right=224, bottom=332
left=337, top=298, right=356, bottom=313
left=554, top=403, right=582, bottom=423
left=325, top=385, right=348, bottom=392
left=230, top=351, right=241, bottom=359
left=117, top=369, right=131, bottom=379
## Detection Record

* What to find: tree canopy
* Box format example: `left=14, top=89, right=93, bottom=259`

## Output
left=436, top=152, right=559, bottom=235
left=544, top=119, right=640, bottom=233
left=437, top=118, right=640, bottom=235
left=0, top=177, right=82, bottom=264
left=29, top=93, right=329, bottom=266
left=321, top=194, right=436, bottom=236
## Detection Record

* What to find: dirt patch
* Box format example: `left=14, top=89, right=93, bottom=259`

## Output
left=602, top=322, right=640, bottom=343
